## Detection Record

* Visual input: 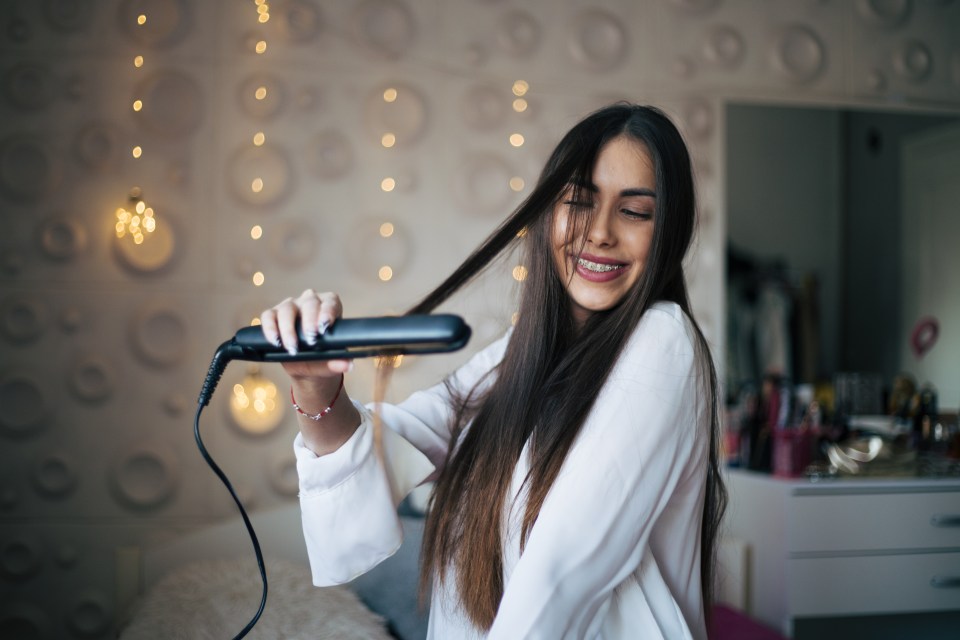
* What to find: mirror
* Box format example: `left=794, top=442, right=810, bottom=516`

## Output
left=723, top=102, right=960, bottom=407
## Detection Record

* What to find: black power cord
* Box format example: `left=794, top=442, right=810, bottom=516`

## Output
left=195, top=344, right=268, bottom=639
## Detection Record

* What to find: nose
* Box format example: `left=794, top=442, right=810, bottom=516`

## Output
left=586, top=208, right=615, bottom=247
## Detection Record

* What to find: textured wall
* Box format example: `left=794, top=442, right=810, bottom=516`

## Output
left=1, top=0, right=958, bottom=636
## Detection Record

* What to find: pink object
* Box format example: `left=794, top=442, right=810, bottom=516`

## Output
left=709, top=604, right=789, bottom=640
left=910, top=316, right=939, bottom=358
left=772, top=426, right=818, bottom=478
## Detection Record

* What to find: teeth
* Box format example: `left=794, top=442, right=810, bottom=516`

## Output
left=578, top=258, right=624, bottom=273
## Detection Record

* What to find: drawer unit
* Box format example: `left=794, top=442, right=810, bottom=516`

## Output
left=788, top=490, right=960, bottom=553
left=788, top=551, right=960, bottom=616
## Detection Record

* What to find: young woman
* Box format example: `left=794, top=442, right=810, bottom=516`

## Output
left=260, top=103, right=726, bottom=639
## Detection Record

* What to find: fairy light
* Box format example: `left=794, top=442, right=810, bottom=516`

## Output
left=253, top=131, right=265, bottom=146
left=137, top=14, right=147, bottom=25
left=255, top=86, right=267, bottom=100
left=512, top=265, right=528, bottom=281
left=509, top=133, right=525, bottom=147
left=132, top=99, right=142, bottom=111
left=383, top=88, right=398, bottom=102
left=131, top=145, right=142, bottom=158
left=252, top=271, right=265, bottom=286
left=513, top=98, right=528, bottom=112
left=378, top=266, right=393, bottom=281
left=381, top=177, right=396, bottom=192
left=509, top=177, right=525, bottom=191
left=251, top=225, right=263, bottom=240
left=512, top=80, right=529, bottom=96
left=379, top=222, right=394, bottom=238
left=115, top=188, right=156, bottom=246
left=381, top=133, right=396, bottom=148
left=249, top=2, right=272, bottom=290
left=133, top=55, right=144, bottom=68
left=230, top=366, right=282, bottom=434
left=255, top=40, right=267, bottom=54
left=251, top=177, right=264, bottom=193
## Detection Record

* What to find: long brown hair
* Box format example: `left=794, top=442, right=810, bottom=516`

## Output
left=405, top=104, right=726, bottom=630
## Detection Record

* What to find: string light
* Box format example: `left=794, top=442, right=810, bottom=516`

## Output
left=115, top=188, right=156, bottom=246
left=379, top=222, right=394, bottom=238
left=249, top=1, right=271, bottom=290
left=253, top=131, right=265, bottom=146
left=512, top=80, right=529, bottom=96
left=513, top=98, right=528, bottom=112
left=381, top=177, right=396, bottom=192
left=133, top=55, right=144, bottom=68
left=252, top=271, right=265, bottom=286
left=255, top=40, right=267, bottom=54
left=378, top=266, right=393, bottom=281
left=383, top=88, right=398, bottom=102
left=251, top=225, right=263, bottom=240
left=509, top=177, right=525, bottom=191
left=230, top=366, right=282, bottom=435
left=509, top=133, right=525, bottom=147
left=381, top=133, right=396, bottom=148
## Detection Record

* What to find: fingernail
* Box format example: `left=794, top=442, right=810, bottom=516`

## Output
left=319, top=320, right=330, bottom=335
left=287, top=344, right=298, bottom=355
left=274, top=338, right=282, bottom=348
left=347, top=361, right=354, bottom=372
left=305, top=332, right=318, bottom=346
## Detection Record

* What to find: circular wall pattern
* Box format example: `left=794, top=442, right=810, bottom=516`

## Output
left=496, top=10, right=541, bottom=57
left=3, top=63, right=55, bottom=111
left=0, top=537, right=43, bottom=580
left=680, top=100, right=715, bottom=140
left=345, top=218, right=412, bottom=282
left=460, top=84, right=508, bottom=131
left=856, top=0, right=912, bottom=28
left=0, top=135, right=58, bottom=202
left=892, top=40, right=933, bottom=82
left=129, top=302, right=189, bottom=368
left=163, top=393, right=188, bottom=417
left=567, top=8, right=628, bottom=71
left=270, top=219, right=318, bottom=269
left=68, top=355, right=116, bottom=402
left=113, top=213, right=177, bottom=273
left=109, top=440, right=179, bottom=510
left=770, top=24, right=826, bottom=84
left=72, top=122, right=119, bottom=172
left=1, top=296, right=49, bottom=344
left=66, top=590, right=111, bottom=637
left=276, top=0, right=322, bottom=43
left=238, top=73, right=286, bottom=120
left=350, top=0, right=416, bottom=58
left=701, top=25, right=745, bottom=70
left=43, top=0, right=94, bottom=33
left=134, top=70, right=204, bottom=137
left=363, top=83, right=428, bottom=148
left=453, top=152, right=516, bottom=215
left=268, top=453, right=299, bottom=497
left=32, top=452, right=79, bottom=499
left=304, top=130, right=353, bottom=180
left=118, top=0, right=190, bottom=48
left=38, top=216, right=87, bottom=262
left=0, top=374, right=47, bottom=438
left=0, top=602, right=52, bottom=640
left=227, top=144, right=292, bottom=208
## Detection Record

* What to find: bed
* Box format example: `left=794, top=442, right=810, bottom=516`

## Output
left=116, top=501, right=772, bottom=639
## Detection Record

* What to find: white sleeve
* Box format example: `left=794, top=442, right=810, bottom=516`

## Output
left=295, top=330, right=511, bottom=586
left=488, top=307, right=707, bottom=639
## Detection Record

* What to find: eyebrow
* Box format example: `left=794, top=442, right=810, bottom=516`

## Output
left=569, top=182, right=657, bottom=199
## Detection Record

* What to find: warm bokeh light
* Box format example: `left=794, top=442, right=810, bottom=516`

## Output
left=251, top=225, right=263, bottom=240
left=512, top=80, right=529, bottom=96
left=252, top=271, right=265, bottom=286
left=137, top=14, right=147, bottom=25
left=513, top=98, right=528, bottom=112
left=381, top=177, right=396, bottom=192
left=255, top=86, right=267, bottom=100
left=134, top=55, right=144, bottom=68
left=379, top=222, right=394, bottom=238
left=230, top=368, right=282, bottom=435
left=255, top=40, right=267, bottom=54
left=259, top=13, right=270, bottom=23
left=251, top=178, right=264, bottom=193
left=131, top=146, right=142, bottom=158
left=251, top=317, right=262, bottom=326
left=383, top=88, right=398, bottom=102
left=378, top=265, right=393, bottom=281
left=381, top=133, right=396, bottom=148
left=512, top=265, right=528, bottom=281
left=132, top=99, right=143, bottom=111
left=253, top=131, right=265, bottom=146
left=509, top=133, right=525, bottom=147
left=115, top=190, right=156, bottom=246
left=509, top=176, right=525, bottom=191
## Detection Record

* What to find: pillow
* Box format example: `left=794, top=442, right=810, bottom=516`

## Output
left=120, top=557, right=391, bottom=640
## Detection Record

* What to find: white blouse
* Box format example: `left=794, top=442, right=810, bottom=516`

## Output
left=294, top=301, right=709, bottom=640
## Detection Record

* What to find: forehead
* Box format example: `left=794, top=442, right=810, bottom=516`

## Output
left=592, top=136, right=654, bottom=185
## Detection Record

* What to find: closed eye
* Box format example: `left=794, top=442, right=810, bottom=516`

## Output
left=622, top=209, right=653, bottom=220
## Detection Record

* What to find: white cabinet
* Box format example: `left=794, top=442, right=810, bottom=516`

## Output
left=723, top=469, right=960, bottom=637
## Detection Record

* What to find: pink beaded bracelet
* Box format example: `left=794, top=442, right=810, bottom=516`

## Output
left=290, top=375, right=344, bottom=421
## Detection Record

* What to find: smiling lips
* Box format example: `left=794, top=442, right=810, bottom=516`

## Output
left=573, top=253, right=628, bottom=282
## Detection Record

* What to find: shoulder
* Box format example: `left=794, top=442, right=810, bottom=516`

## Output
left=610, top=301, right=700, bottom=385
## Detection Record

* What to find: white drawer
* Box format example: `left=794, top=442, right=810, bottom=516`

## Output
left=788, top=491, right=960, bottom=553
left=788, top=551, right=960, bottom=616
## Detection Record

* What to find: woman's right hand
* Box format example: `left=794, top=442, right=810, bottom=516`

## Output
left=258, top=289, right=354, bottom=380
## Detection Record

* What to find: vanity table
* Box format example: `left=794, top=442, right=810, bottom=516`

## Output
left=723, top=468, right=960, bottom=639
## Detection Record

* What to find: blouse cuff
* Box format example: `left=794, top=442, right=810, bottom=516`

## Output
left=294, top=400, right=435, bottom=585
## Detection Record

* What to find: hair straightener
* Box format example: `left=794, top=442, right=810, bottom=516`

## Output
left=192, top=314, right=471, bottom=639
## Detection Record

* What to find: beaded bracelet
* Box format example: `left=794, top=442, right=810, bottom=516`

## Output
left=290, top=375, right=344, bottom=421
